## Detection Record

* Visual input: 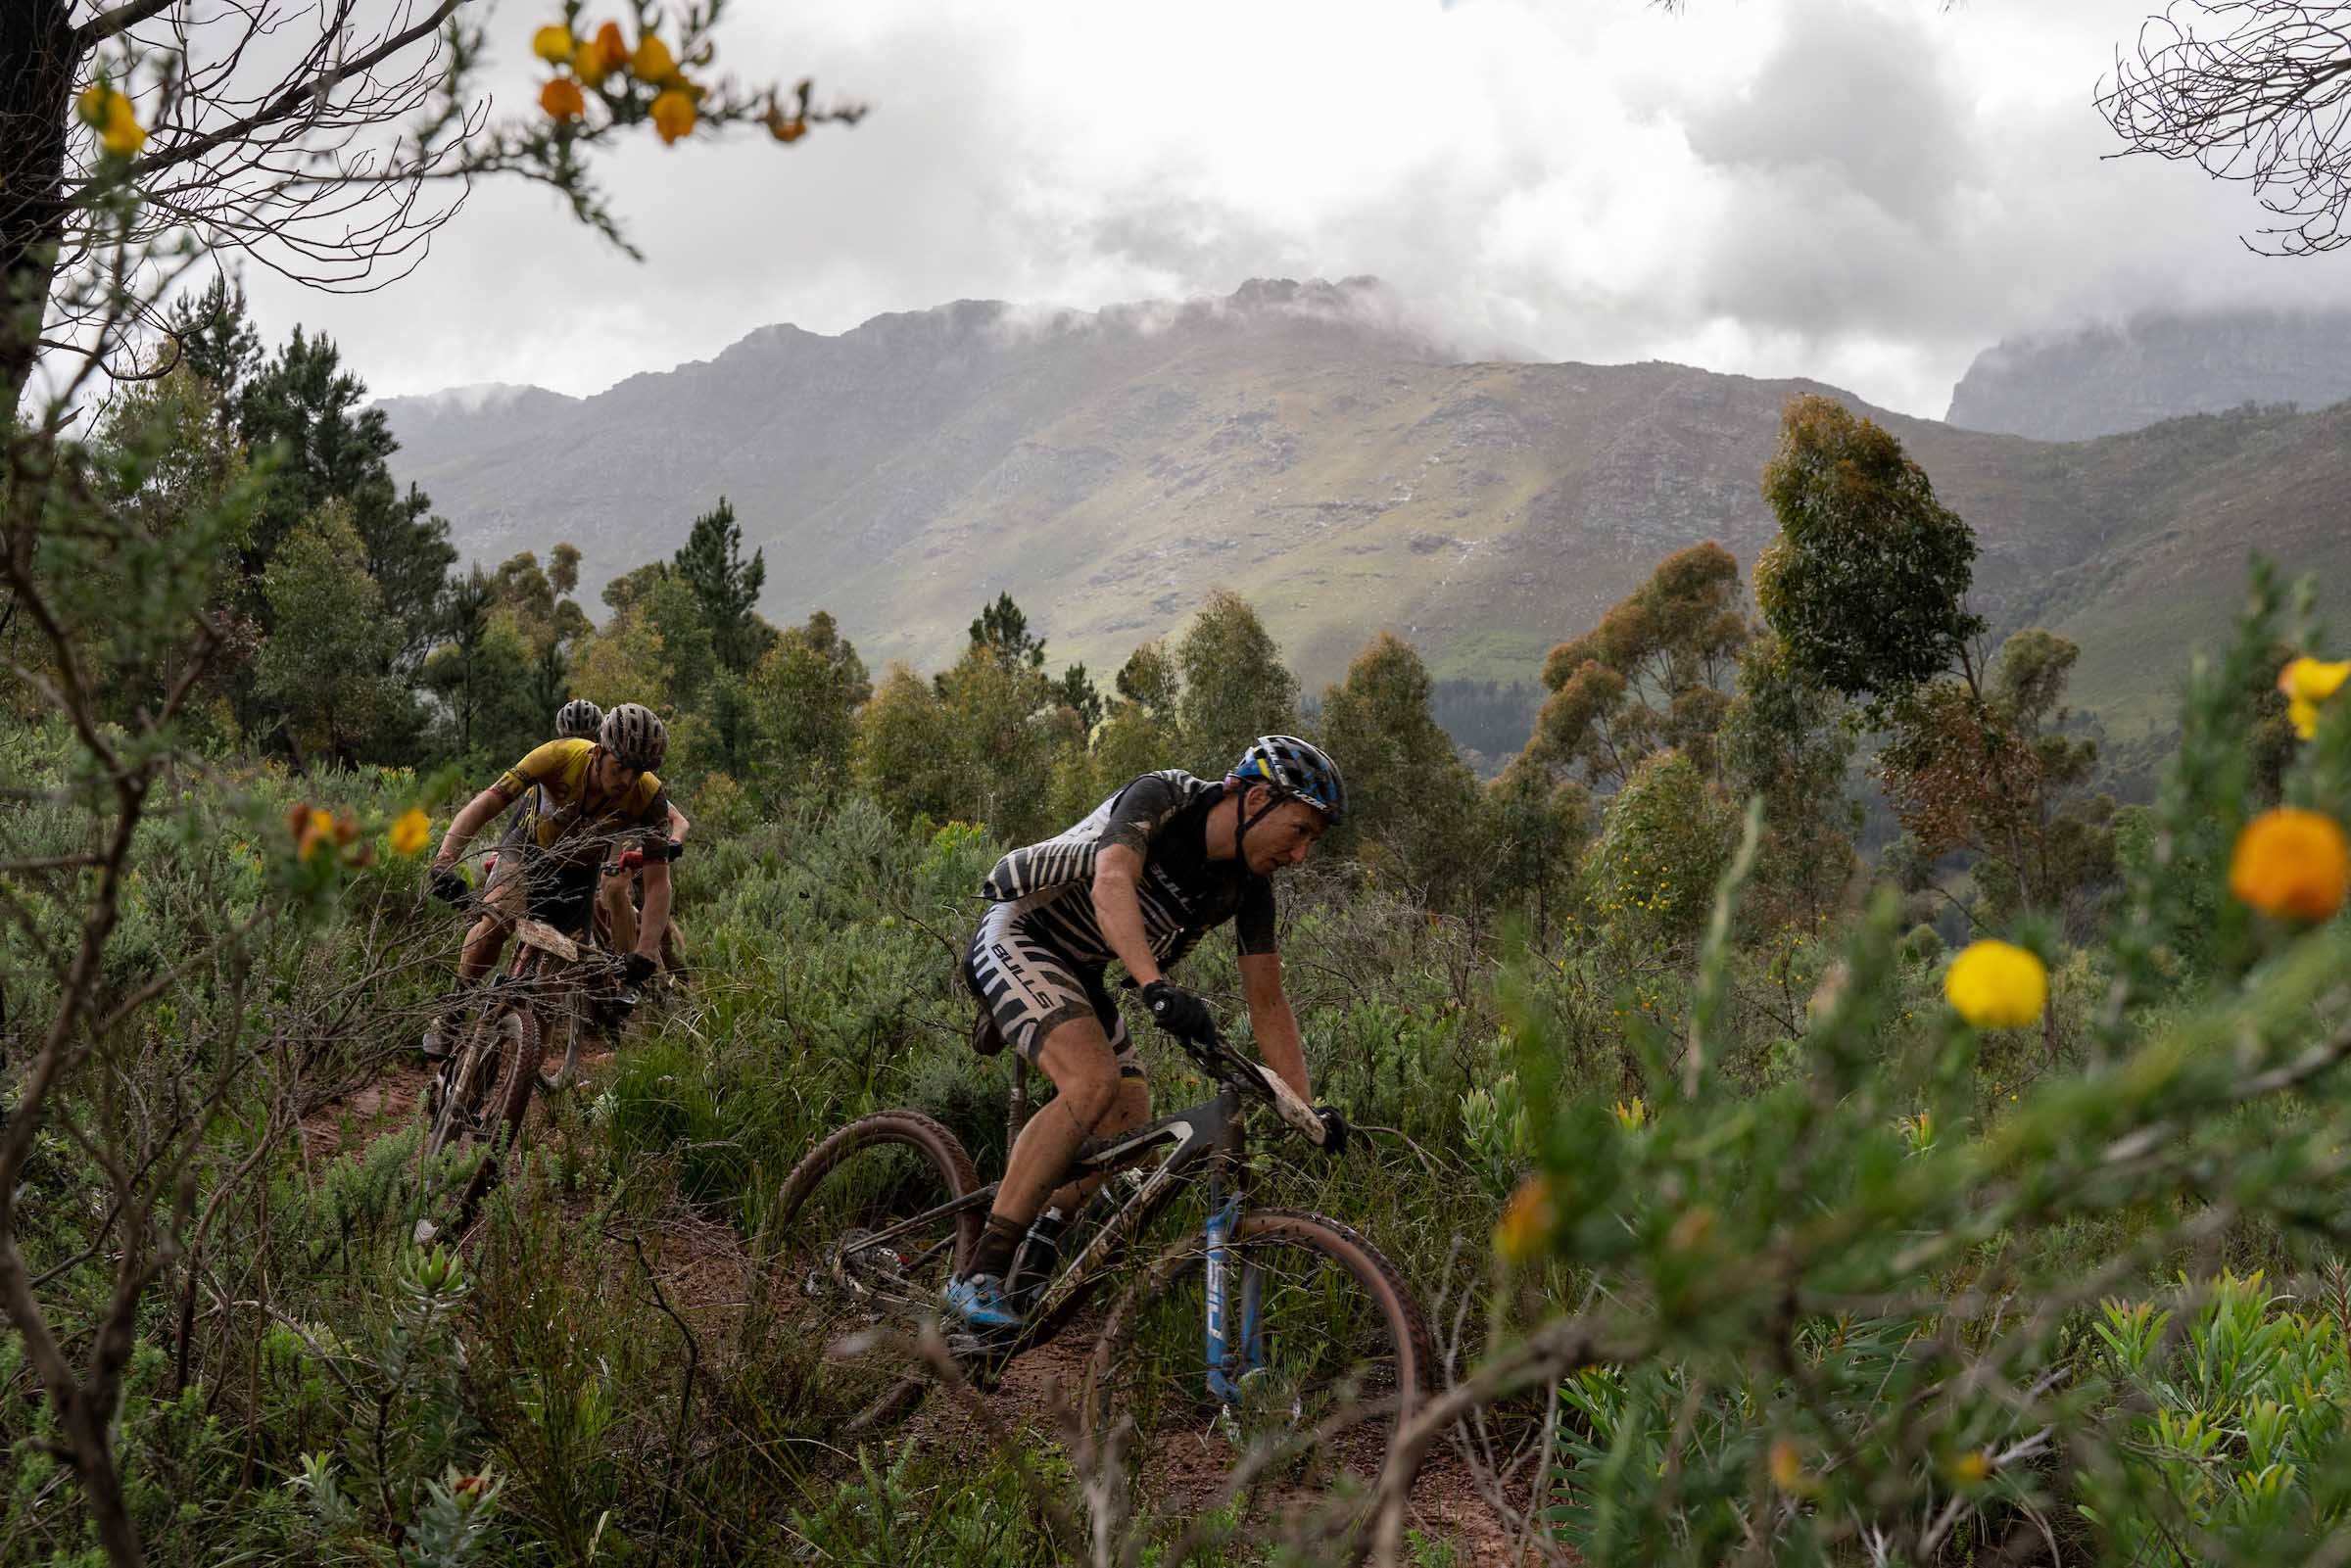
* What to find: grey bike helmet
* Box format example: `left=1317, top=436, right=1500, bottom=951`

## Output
left=600, top=702, right=668, bottom=772
left=555, top=698, right=603, bottom=740
left=1231, top=735, right=1347, bottom=825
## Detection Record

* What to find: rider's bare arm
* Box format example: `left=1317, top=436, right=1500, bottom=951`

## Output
left=635, top=857, right=673, bottom=960
left=1091, top=842, right=1163, bottom=987
left=1241, top=952, right=1311, bottom=1101
left=666, top=799, right=690, bottom=843
left=432, top=784, right=514, bottom=869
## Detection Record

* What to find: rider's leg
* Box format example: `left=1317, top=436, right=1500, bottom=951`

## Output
left=601, top=873, right=639, bottom=958
left=1043, top=1076, right=1149, bottom=1215
left=456, top=864, right=525, bottom=985
left=988, top=1014, right=1124, bottom=1254
left=1042, top=992, right=1150, bottom=1213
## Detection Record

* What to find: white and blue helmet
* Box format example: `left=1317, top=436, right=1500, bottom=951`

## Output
left=1231, top=735, right=1347, bottom=824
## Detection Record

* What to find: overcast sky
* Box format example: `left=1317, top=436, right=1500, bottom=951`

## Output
left=238, top=0, right=2351, bottom=421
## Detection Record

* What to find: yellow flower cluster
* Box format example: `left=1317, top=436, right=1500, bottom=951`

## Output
left=2231, top=806, right=2350, bottom=923
left=2279, top=655, right=2351, bottom=740
left=534, top=18, right=700, bottom=144
left=389, top=808, right=432, bottom=857
left=1944, top=939, right=2047, bottom=1029
left=75, top=83, right=146, bottom=160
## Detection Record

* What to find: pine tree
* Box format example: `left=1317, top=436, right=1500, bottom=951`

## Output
left=970, top=592, right=1047, bottom=673
left=672, top=497, right=773, bottom=674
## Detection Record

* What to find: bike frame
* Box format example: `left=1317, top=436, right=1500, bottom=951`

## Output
left=839, top=1054, right=1297, bottom=1401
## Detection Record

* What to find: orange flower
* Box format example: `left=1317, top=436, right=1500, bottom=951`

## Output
left=650, top=87, right=696, bottom=144
left=630, top=33, right=677, bottom=84
left=1495, top=1175, right=1555, bottom=1264
left=540, top=76, right=586, bottom=121
left=769, top=114, right=808, bottom=144
left=2230, top=807, right=2351, bottom=923
left=531, top=24, right=575, bottom=65
left=577, top=22, right=629, bottom=86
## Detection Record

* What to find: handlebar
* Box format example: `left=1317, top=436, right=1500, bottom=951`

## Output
left=1179, top=1024, right=1331, bottom=1148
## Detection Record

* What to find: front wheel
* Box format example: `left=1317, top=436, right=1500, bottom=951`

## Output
left=1082, top=1208, right=1433, bottom=1560
left=414, top=1003, right=542, bottom=1244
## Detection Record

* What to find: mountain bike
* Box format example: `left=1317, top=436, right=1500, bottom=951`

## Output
left=770, top=1021, right=1433, bottom=1542
left=411, top=844, right=648, bottom=1245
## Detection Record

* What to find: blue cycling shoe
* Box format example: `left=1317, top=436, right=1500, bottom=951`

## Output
left=941, top=1272, right=1025, bottom=1334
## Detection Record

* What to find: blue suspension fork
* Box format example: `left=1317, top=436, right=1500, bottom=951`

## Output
left=1201, top=1146, right=1266, bottom=1404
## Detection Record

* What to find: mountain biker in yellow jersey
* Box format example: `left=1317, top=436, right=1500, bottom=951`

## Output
left=422, top=703, right=679, bottom=1058
left=946, top=736, right=1352, bottom=1332
left=478, top=699, right=692, bottom=983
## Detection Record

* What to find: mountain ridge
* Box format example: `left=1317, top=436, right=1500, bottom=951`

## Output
left=1947, top=309, right=2351, bottom=441
left=379, top=280, right=2351, bottom=740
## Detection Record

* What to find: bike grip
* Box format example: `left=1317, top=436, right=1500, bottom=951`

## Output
left=1247, top=1059, right=1329, bottom=1146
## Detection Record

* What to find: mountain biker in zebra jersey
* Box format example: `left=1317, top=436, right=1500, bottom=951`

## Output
left=946, top=736, right=1352, bottom=1332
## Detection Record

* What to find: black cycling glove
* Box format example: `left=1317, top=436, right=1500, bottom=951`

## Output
left=428, top=865, right=469, bottom=906
left=621, top=953, right=657, bottom=987
left=663, top=836, right=686, bottom=861
left=1141, top=979, right=1215, bottom=1042
left=1315, top=1106, right=1351, bottom=1156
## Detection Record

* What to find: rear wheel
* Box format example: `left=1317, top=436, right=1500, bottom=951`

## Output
left=1083, top=1208, right=1432, bottom=1561
left=767, top=1112, right=985, bottom=1422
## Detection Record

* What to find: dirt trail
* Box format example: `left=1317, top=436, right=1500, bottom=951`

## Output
left=305, top=1044, right=1535, bottom=1564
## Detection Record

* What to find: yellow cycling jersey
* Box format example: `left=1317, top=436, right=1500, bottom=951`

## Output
left=494, top=738, right=668, bottom=859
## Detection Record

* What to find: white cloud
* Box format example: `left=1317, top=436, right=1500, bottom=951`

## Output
left=237, top=0, right=2351, bottom=420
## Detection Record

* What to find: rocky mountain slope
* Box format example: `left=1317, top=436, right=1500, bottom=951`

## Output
left=1947, top=310, right=2351, bottom=441
left=380, top=280, right=2351, bottom=739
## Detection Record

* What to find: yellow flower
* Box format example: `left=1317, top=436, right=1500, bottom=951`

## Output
left=1610, top=1097, right=1647, bottom=1132
left=1943, top=940, right=2047, bottom=1029
left=650, top=88, right=696, bottom=144
left=540, top=76, right=586, bottom=121
left=769, top=113, right=808, bottom=144
left=2231, top=807, right=2351, bottom=923
left=389, top=808, right=431, bottom=857
left=630, top=33, right=677, bottom=84
left=1944, top=1449, right=1991, bottom=1485
left=1496, top=1175, right=1555, bottom=1264
left=531, top=24, right=575, bottom=64
left=2280, top=656, right=2351, bottom=739
left=78, top=85, right=146, bottom=159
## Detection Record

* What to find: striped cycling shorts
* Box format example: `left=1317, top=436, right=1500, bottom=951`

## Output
left=964, top=901, right=1144, bottom=1078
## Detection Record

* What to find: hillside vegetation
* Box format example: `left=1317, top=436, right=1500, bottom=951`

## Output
left=21, top=305, right=2351, bottom=1565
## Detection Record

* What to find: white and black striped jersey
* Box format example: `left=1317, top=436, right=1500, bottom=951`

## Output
left=979, top=771, right=1277, bottom=972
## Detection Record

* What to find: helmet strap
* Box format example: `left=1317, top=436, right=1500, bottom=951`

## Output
left=1232, top=780, right=1286, bottom=869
